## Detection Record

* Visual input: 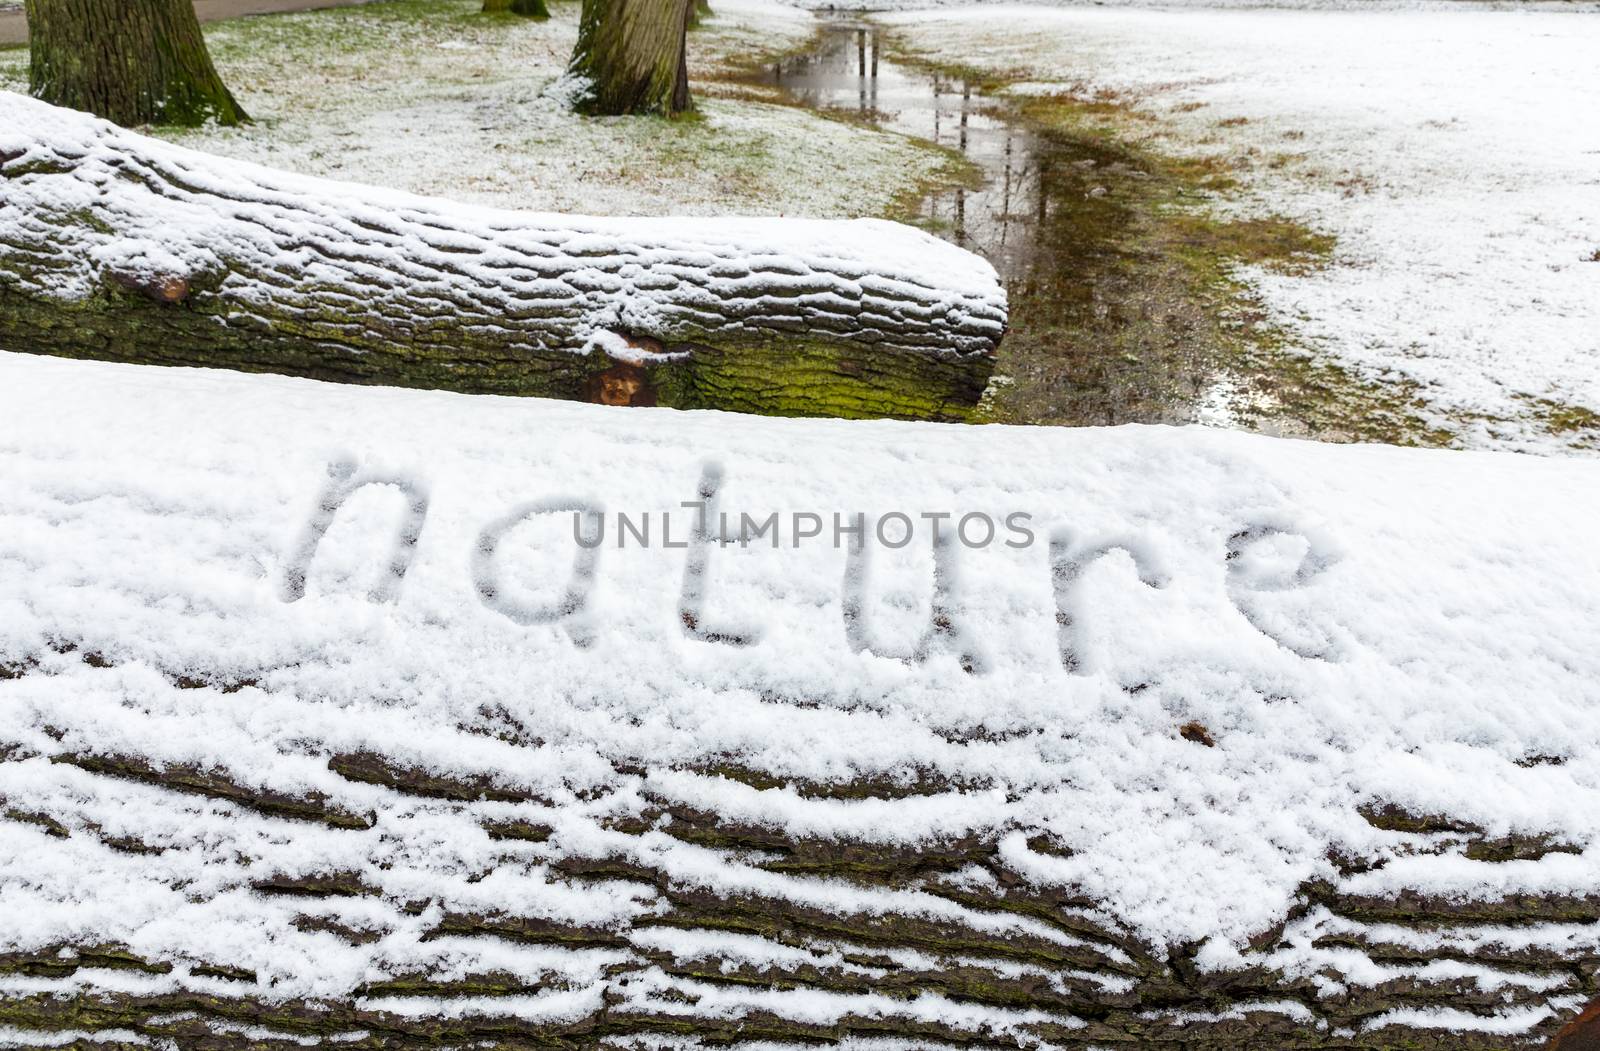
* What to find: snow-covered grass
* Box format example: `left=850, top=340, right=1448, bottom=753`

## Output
left=883, top=4, right=1600, bottom=453
left=2, top=350, right=1600, bottom=1015
left=0, top=0, right=959, bottom=219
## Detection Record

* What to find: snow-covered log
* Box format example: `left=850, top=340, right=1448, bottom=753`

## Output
left=0, top=93, right=1003, bottom=420
left=3, top=353, right=1600, bottom=1049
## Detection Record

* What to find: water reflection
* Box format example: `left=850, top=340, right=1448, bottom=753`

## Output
left=765, top=23, right=1046, bottom=282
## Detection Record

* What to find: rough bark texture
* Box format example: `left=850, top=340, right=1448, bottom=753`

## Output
left=0, top=678, right=1596, bottom=1050
left=23, top=0, right=246, bottom=127
left=570, top=0, right=694, bottom=116
left=482, top=0, right=551, bottom=18
left=0, top=95, right=1003, bottom=421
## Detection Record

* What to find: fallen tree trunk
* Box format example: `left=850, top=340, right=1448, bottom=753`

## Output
left=3, top=731, right=1598, bottom=1049
left=0, top=92, right=1003, bottom=420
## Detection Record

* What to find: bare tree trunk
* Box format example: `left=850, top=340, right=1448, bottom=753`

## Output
left=569, top=0, right=694, bottom=117
left=23, top=0, right=246, bottom=127
left=481, top=0, right=550, bottom=18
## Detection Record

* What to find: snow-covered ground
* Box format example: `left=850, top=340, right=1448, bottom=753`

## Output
left=0, top=0, right=953, bottom=220
left=2, top=351, right=1599, bottom=1028
left=885, top=4, right=1600, bottom=453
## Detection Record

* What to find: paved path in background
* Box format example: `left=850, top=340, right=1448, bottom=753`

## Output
left=0, top=0, right=381, bottom=47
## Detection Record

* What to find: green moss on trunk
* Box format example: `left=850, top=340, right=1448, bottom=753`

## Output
left=0, top=284, right=992, bottom=422
left=0, top=113, right=1002, bottom=421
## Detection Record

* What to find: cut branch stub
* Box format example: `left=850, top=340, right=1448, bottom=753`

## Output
left=0, top=93, right=1004, bottom=421
left=1553, top=999, right=1600, bottom=1050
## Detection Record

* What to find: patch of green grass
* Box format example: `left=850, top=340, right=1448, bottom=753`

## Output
left=1171, top=215, right=1337, bottom=275
left=1518, top=395, right=1600, bottom=450
left=0, top=42, right=24, bottom=92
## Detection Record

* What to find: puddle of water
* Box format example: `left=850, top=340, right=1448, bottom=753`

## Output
left=760, top=21, right=1044, bottom=282
left=759, top=20, right=1238, bottom=429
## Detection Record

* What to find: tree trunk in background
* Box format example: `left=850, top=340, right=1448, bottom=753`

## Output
left=24, top=0, right=246, bottom=127
left=687, top=0, right=712, bottom=29
left=569, top=0, right=693, bottom=116
left=481, top=0, right=550, bottom=17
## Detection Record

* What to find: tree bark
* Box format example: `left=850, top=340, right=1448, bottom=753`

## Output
left=23, top=0, right=247, bottom=127
left=1, top=729, right=1596, bottom=1049
left=569, top=0, right=694, bottom=117
left=0, top=94, right=1004, bottom=421
left=481, top=0, right=550, bottom=18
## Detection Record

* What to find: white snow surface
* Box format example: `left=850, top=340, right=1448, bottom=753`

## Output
left=1, top=353, right=1599, bottom=1021
left=882, top=4, right=1600, bottom=451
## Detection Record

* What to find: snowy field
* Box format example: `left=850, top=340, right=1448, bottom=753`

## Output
left=885, top=4, right=1600, bottom=453
left=2, top=350, right=1600, bottom=1035
left=187, top=0, right=951, bottom=219
left=0, top=0, right=953, bottom=220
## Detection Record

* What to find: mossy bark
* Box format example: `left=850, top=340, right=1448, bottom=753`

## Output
left=0, top=103, right=1004, bottom=420
left=23, top=0, right=246, bottom=127
left=0, top=295, right=991, bottom=421
left=569, top=0, right=694, bottom=116
left=481, top=0, right=550, bottom=18
left=0, top=265, right=992, bottom=422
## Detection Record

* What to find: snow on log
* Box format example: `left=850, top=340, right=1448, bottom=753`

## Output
left=0, top=92, right=1004, bottom=421
left=3, top=353, right=1600, bottom=1048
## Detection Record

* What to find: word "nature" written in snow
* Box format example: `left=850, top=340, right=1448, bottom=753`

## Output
left=281, top=460, right=1339, bottom=672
